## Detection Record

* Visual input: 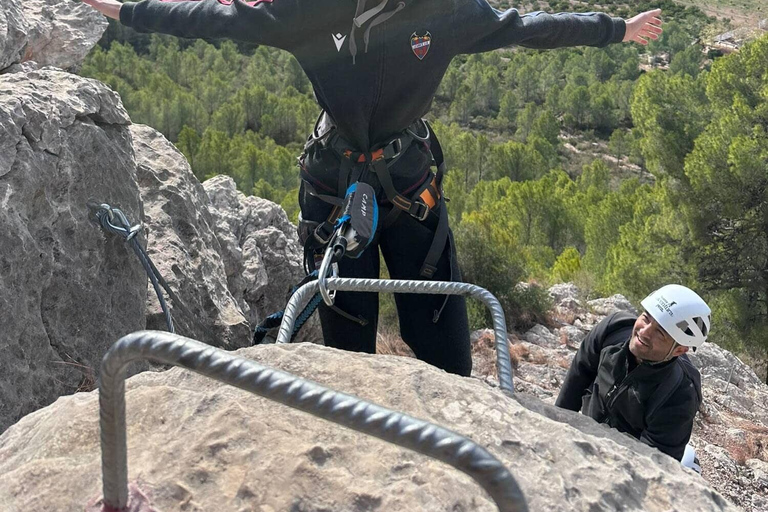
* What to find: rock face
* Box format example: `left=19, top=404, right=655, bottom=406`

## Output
left=0, top=0, right=106, bottom=71
left=204, top=175, right=322, bottom=344
left=0, top=342, right=739, bottom=512
left=498, top=282, right=768, bottom=512
left=131, top=125, right=251, bottom=348
left=0, top=68, right=145, bottom=432
left=0, top=70, right=314, bottom=430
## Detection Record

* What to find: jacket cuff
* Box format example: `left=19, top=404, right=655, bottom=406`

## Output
left=119, top=2, right=136, bottom=27
left=611, top=18, right=626, bottom=44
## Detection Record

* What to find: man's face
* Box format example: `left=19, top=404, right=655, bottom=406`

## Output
left=629, top=311, right=688, bottom=363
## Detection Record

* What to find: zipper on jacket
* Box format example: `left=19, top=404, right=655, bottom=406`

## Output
left=605, top=364, right=639, bottom=411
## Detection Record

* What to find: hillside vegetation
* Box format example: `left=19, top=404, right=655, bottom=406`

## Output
left=80, top=2, right=768, bottom=380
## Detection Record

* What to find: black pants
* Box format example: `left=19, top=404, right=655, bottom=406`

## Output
left=299, top=182, right=472, bottom=377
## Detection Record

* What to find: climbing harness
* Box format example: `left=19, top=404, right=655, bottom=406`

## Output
left=255, top=113, right=453, bottom=342
left=299, top=111, right=448, bottom=279
left=253, top=181, right=379, bottom=343
left=88, top=201, right=176, bottom=333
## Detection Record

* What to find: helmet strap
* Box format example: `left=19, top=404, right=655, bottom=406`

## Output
left=662, top=342, right=679, bottom=362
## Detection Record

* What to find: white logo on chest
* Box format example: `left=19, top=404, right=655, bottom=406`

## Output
left=332, top=33, right=347, bottom=52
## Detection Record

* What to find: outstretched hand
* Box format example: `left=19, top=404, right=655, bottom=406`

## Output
left=80, top=0, right=122, bottom=20
left=623, top=9, right=663, bottom=45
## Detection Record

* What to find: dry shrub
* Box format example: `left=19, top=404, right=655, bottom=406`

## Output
left=468, top=330, right=500, bottom=378
left=376, top=332, right=415, bottom=358
left=527, top=349, right=549, bottom=365
left=559, top=330, right=569, bottom=346
left=552, top=309, right=579, bottom=326
left=53, top=356, right=97, bottom=393
left=508, top=343, right=530, bottom=368
left=725, top=425, right=766, bottom=465
left=555, top=356, right=572, bottom=369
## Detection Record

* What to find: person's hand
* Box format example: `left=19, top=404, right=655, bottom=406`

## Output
left=80, top=0, right=122, bottom=20
left=623, top=9, right=663, bottom=45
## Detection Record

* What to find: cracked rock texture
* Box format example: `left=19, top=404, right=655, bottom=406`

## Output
left=0, top=0, right=106, bottom=71
left=204, top=175, right=322, bottom=344
left=0, top=342, right=739, bottom=512
left=0, top=68, right=145, bottom=432
left=131, top=125, right=251, bottom=348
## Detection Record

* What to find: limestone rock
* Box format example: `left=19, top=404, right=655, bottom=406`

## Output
left=498, top=298, right=768, bottom=511
left=0, top=0, right=27, bottom=70
left=587, top=294, right=638, bottom=316
left=204, top=175, right=322, bottom=344
left=556, top=325, right=586, bottom=348
left=0, top=68, right=144, bottom=433
left=0, top=343, right=739, bottom=512
left=131, top=125, right=250, bottom=348
left=548, top=282, right=582, bottom=305
left=1, top=0, right=106, bottom=71
left=523, top=324, right=561, bottom=348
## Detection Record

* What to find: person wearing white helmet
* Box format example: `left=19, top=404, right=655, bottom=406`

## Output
left=556, top=284, right=710, bottom=461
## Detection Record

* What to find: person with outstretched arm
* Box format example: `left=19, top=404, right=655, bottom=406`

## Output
left=81, top=0, right=663, bottom=377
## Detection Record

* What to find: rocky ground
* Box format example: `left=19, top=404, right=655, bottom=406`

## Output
left=462, top=283, right=768, bottom=512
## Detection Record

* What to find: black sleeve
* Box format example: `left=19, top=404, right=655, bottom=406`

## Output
left=457, top=6, right=625, bottom=55
left=120, top=0, right=304, bottom=50
left=640, top=381, right=699, bottom=460
left=555, top=313, right=623, bottom=411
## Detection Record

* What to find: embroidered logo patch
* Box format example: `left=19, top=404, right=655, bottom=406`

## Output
left=410, top=32, right=431, bottom=60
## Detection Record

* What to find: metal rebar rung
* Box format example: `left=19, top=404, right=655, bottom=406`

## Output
left=276, top=278, right=515, bottom=394
left=98, top=331, right=527, bottom=512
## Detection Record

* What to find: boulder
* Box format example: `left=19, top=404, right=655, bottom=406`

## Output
left=587, top=294, right=638, bottom=316
left=0, top=0, right=106, bottom=71
left=131, top=125, right=251, bottom=348
left=0, top=342, right=739, bottom=512
left=0, top=68, right=144, bottom=433
left=204, top=175, right=322, bottom=344
left=523, top=324, right=561, bottom=348
left=556, top=325, right=586, bottom=348
left=548, top=282, right=582, bottom=305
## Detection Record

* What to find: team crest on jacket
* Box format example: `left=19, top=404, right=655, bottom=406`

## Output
left=410, top=32, right=431, bottom=60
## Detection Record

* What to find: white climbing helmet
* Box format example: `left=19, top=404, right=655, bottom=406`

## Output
left=682, top=444, right=702, bottom=474
left=641, top=284, right=711, bottom=350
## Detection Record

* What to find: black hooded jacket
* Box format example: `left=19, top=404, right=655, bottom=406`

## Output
left=555, top=312, right=703, bottom=461
left=119, top=0, right=625, bottom=151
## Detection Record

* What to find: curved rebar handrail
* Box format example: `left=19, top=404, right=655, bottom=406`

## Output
left=277, top=278, right=514, bottom=394
left=99, top=331, right=527, bottom=512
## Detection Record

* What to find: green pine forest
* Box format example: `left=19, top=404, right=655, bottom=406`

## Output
left=79, top=0, right=768, bottom=380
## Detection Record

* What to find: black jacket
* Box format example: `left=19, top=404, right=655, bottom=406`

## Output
left=555, top=312, right=702, bottom=461
left=119, top=0, right=625, bottom=150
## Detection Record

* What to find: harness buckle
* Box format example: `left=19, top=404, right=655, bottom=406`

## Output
left=313, top=222, right=335, bottom=245
left=411, top=200, right=430, bottom=222
left=388, top=137, right=403, bottom=160
left=406, top=118, right=431, bottom=143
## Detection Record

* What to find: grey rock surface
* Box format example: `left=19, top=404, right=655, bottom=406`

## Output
left=0, top=0, right=106, bottom=71
left=0, top=0, right=27, bottom=71
left=204, top=175, right=322, bottom=344
left=556, top=325, right=586, bottom=348
left=548, top=282, right=581, bottom=305
left=0, top=343, right=739, bottom=512
left=0, top=68, right=145, bottom=433
left=523, top=323, right=561, bottom=348
left=587, top=294, right=638, bottom=316
left=131, top=125, right=250, bottom=348
left=503, top=283, right=768, bottom=511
